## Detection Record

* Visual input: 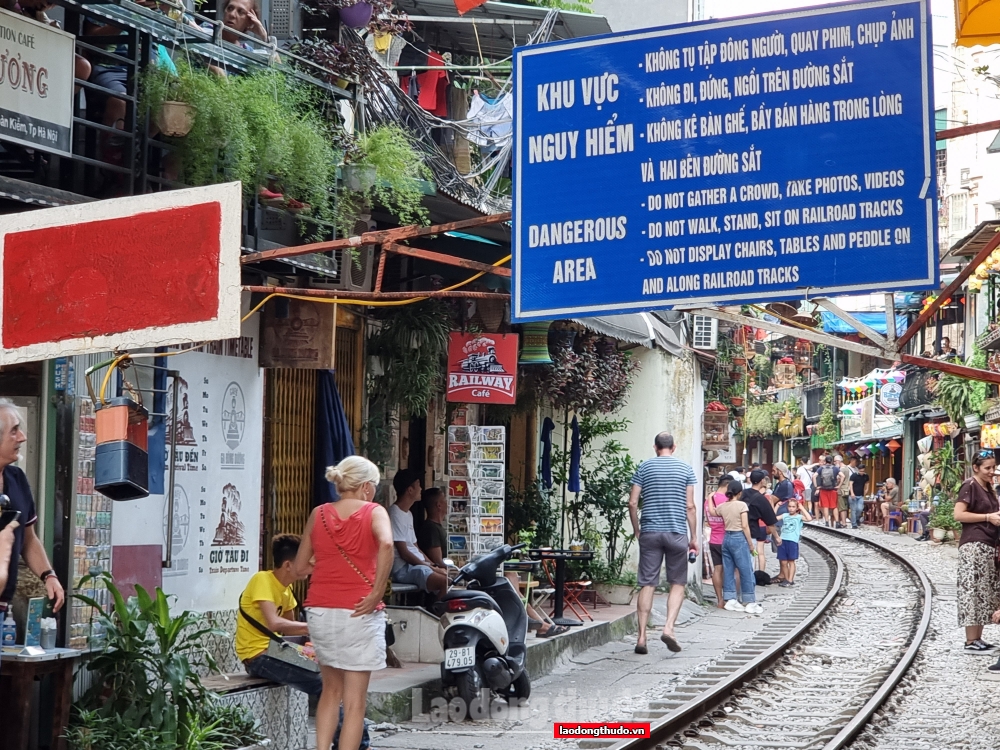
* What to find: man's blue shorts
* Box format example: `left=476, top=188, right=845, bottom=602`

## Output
left=776, top=540, right=800, bottom=561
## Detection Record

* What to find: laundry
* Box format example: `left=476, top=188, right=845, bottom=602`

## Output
left=399, top=51, right=450, bottom=116
left=466, top=91, right=513, bottom=150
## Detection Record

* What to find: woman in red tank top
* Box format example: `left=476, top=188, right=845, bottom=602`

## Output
left=294, top=456, right=393, bottom=750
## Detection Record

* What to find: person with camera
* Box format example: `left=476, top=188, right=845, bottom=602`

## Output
left=0, top=399, right=64, bottom=622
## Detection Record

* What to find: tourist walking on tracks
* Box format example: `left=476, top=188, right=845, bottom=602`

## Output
left=744, top=469, right=781, bottom=572
left=295, top=456, right=395, bottom=750
left=776, top=499, right=811, bottom=586
left=708, top=480, right=761, bottom=613
left=796, top=458, right=814, bottom=515
left=813, top=455, right=840, bottom=527
left=629, top=432, right=698, bottom=655
left=705, top=476, right=732, bottom=608
left=952, top=450, right=1000, bottom=654
left=849, top=462, right=869, bottom=529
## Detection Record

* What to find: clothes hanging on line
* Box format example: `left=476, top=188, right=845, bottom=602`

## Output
left=366, top=32, right=405, bottom=84
left=399, top=51, right=450, bottom=117
left=466, top=91, right=513, bottom=151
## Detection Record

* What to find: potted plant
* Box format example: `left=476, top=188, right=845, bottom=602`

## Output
left=933, top=348, right=989, bottom=425
left=140, top=62, right=197, bottom=137
left=68, top=573, right=265, bottom=749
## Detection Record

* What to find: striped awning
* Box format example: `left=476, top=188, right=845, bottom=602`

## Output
left=955, top=0, right=1000, bottom=47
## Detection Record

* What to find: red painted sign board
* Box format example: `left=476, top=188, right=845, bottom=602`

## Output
left=446, top=333, right=518, bottom=404
left=0, top=183, right=242, bottom=364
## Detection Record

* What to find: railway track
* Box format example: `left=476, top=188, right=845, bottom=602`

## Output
left=601, top=526, right=932, bottom=750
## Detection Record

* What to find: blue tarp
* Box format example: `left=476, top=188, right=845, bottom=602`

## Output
left=821, top=311, right=909, bottom=335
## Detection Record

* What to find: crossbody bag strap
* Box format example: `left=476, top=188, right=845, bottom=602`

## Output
left=318, top=503, right=374, bottom=588
left=238, top=604, right=283, bottom=643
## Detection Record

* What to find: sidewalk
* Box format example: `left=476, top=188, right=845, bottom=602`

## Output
left=367, top=602, right=639, bottom=722
left=350, top=550, right=812, bottom=750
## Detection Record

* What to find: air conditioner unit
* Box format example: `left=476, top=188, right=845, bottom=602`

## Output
left=691, top=315, right=718, bottom=350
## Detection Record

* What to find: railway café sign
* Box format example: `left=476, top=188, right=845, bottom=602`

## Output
left=511, top=0, right=937, bottom=320
left=446, top=333, right=519, bottom=404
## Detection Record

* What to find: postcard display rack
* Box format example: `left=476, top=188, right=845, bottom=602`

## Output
left=69, top=397, right=112, bottom=649
left=447, top=425, right=506, bottom=568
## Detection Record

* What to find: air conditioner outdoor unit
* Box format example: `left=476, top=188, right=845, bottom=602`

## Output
left=691, top=315, right=718, bottom=350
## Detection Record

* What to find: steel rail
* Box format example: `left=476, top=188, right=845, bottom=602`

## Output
left=610, top=534, right=843, bottom=750
left=813, top=526, right=934, bottom=750
left=612, top=526, right=932, bottom=750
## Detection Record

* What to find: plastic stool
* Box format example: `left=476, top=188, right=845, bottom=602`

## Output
left=888, top=511, right=902, bottom=532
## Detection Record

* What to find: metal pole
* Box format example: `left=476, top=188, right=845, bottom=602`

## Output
left=164, top=372, right=179, bottom=569
left=561, top=408, right=568, bottom=549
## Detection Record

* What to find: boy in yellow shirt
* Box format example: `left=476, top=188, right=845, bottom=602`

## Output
left=236, top=534, right=319, bottom=694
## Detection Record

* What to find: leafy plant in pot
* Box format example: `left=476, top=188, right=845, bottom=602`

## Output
left=933, top=348, right=989, bottom=426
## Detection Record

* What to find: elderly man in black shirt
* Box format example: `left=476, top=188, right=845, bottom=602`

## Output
left=0, top=400, right=64, bottom=619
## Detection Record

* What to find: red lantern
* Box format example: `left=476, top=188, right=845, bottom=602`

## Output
left=887, top=439, right=901, bottom=453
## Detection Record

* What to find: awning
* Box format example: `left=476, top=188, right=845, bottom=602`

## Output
left=820, top=311, right=909, bottom=335
left=955, top=0, right=1000, bottom=47
left=395, top=0, right=613, bottom=59
left=571, top=313, right=684, bottom=355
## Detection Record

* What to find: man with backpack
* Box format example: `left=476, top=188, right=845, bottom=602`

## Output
left=813, top=455, right=841, bottom=527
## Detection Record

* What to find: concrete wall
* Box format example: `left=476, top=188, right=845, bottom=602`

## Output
left=590, top=0, right=689, bottom=31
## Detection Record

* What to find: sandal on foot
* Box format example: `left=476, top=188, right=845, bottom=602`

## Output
left=538, top=625, right=569, bottom=638
left=634, top=643, right=648, bottom=654
left=661, top=634, right=682, bottom=653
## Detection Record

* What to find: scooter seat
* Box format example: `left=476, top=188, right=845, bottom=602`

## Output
left=435, top=588, right=503, bottom=616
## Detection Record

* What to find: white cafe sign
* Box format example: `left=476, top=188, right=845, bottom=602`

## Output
left=0, top=8, right=74, bottom=155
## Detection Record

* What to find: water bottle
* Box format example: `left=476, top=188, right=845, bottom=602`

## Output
left=1, top=613, right=16, bottom=647
left=688, top=550, right=697, bottom=564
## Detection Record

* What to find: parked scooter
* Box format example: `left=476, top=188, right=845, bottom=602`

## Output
left=433, top=543, right=530, bottom=717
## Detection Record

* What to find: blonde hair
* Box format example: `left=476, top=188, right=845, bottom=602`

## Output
left=326, top=455, right=380, bottom=494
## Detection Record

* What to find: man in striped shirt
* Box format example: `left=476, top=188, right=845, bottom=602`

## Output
left=628, top=432, right=698, bottom=655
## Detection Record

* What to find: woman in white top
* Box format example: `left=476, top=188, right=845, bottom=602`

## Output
left=709, top=481, right=762, bottom=614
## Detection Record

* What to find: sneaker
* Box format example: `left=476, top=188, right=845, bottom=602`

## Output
left=964, top=639, right=997, bottom=653
left=745, top=602, right=764, bottom=614
left=985, top=659, right=1000, bottom=680
left=724, top=599, right=745, bottom=612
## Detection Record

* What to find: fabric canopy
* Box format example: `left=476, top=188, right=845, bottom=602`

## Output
left=954, top=0, right=1000, bottom=47
left=315, top=370, right=356, bottom=506
left=820, top=311, right=909, bottom=335
left=570, top=313, right=684, bottom=355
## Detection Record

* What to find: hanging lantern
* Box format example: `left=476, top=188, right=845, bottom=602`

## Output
left=887, top=439, right=901, bottom=453
left=518, top=321, right=554, bottom=365
left=878, top=441, right=889, bottom=454
left=95, top=397, right=150, bottom=501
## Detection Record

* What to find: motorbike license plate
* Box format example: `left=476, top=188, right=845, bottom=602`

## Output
left=444, top=646, right=476, bottom=670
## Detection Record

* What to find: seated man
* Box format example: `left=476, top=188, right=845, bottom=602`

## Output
left=236, top=534, right=317, bottom=693
left=417, top=487, right=447, bottom=567
left=237, top=534, right=370, bottom=749
left=389, top=470, right=447, bottom=597
left=879, top=478, right=903, bottom=530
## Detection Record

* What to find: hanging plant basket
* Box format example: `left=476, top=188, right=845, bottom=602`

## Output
left=732, top=356, right=747, bottom=366
left=338, top=1, right=374, bottom=28
left=154, top=100, right=195, bottom=137
left=730, top=396, right=745, bottom=407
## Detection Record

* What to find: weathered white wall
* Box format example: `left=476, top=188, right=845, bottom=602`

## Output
left=590, top=0, right=689, bottom=31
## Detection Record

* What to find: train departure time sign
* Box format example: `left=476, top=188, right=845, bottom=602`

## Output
left=511, top=0, right=938, bottom=321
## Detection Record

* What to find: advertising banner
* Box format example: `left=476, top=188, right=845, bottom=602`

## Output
left=512, top=0, right=937, bottom=320
left=153, top=312, right=263, bottom=612
left=446, top=333, right=519, bottom=404
left=0, top=8, right=75, bottom=154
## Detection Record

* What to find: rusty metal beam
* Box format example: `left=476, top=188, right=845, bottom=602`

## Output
left=384, top=242, right=511, bottom=277
left=936, top=120, right=1000, bottom=140
left=899, top=353, right=1000, bottom=385
left=240, top=212, right=512, bottom=265
left=244, top=285, right=509, bottom=300
left=895, top=228, right=1000, bottom=349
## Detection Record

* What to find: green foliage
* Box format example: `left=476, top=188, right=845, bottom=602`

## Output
left=536, top=333, right=641, bottom=414
left=817, top=350, right=837, bottom=439
left=70, top=573, right=262, bottom=749
left=139, top=63, right=338, bottom=227
left=338, top=125, right=431, bottom=235
left=506, top=478, right=558, bottom=549
left=934, top=348, right=989, bottom=420
left=743, top=400, right=783, bottom=437
left=560, top=416, right=638, bottom=583
left=929, top=497, right=962, bottom=532
left=367, top=302, right=452, bottom=419
left=930, top=441, right=965, bottom=502
left=519, top=0, right=593, bottom=11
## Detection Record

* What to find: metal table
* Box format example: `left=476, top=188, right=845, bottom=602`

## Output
left=526, top=549, right=595, bottom=626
